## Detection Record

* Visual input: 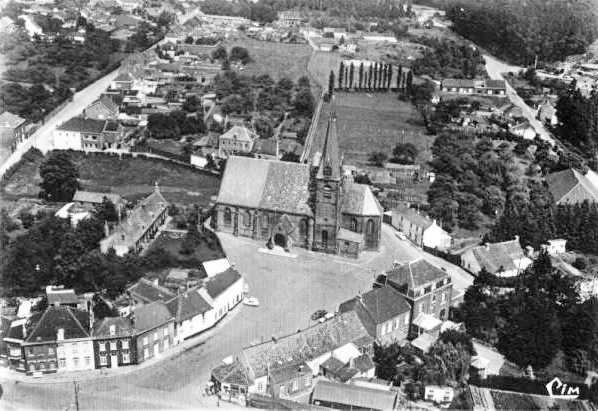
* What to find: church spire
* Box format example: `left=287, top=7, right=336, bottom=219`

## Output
left=317, top=113, right=341, bottom=181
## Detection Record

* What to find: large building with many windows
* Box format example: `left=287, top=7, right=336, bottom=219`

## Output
left=213, top=115, right=383, bottom=258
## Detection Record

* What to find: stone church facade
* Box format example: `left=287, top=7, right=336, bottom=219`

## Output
left=213, top=116, right=382, bottom=258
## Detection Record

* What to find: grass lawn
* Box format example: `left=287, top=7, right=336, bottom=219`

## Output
left=147, top=230, right=225, bottom=267
left=0, top=150, right=221, bottom=207
left=223, top=37, right=312, bottom=81
left=308, top=50, right=342, bottom=89
left=308, top=91, right=434, bottom=168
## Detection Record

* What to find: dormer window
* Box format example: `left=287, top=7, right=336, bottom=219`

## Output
left=109, top=324, right=116, bottom=337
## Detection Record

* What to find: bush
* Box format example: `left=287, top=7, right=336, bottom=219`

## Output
left=573, top=256, right=588, bottom=270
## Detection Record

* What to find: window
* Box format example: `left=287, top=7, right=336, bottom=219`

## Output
left=163, top=328, right=168, bottom=337
left=85, top=356, right=91, bottom=367
left=110, top=341, right=117, bottom=351
left=143, top=336, right=148, bottom=346
left=143, top=348, right=149, bottom=358
left=122, top=340, right=129, bottom=350
left=441, top=293, right=447, bottom=303
left=99, top=342, right=106, bottom=352
left=404, top=314, right=409, bottom=325
left=257, top=382, right=264, bottom=392
left=223, top=208, right=232, bottom=226
left=164, top=339, right=170, bottom=350
left=59, top=358, right=67, bottom=368
left=71, top=343, right=78, bottom=354
left=153, top=332, right=158, bottom=341
left=73, top=357, right=79, bottom=368
left=100, top=354, right=107, bottom=366
left=299, top=219, right=307, bottom=236
left=242, top=210, right=251, bottom=227
left=323, top=185, right=332, bottom=199
left=323, top=166, right=332, bottom=177
left=436, top=280, right=445, bottom=288
left=321, top=230, right=328, bottom=247
left=351, top=218, right=358, bottom=231
left=432, top=294, right=437, bottom=302
left=292, top=379, right=299, bottom=392
left=29, top=364, right=35, bottom=372
left=122, top=353, right=130, bottom=364
left=48, top=361, right=55, bottom=370
left=48, top=347, right=55, bottom=355
left=304, top=375, right=311, bottom=387
left=424, top=286, right=432, bottom=294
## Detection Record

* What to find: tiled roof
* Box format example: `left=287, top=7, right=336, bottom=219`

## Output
left=74, top=190, right=123, bottom=205
left=25, top=306, right=90, bottom=343
left=485, top=79, right=506, bottom=89
left=216, top=156, right=312, bottom=216
left=114, top=71, right=135, bottom=82
left=321, top=356, right=346, bottom=372
left=269, top=361, right=310, bottom=384
left=101, top=188, right=168, bottom=252
left=386, top=258, right=448, bottom=290
left=316, top=115, right=341, bottom=180
left=468, top=239, right=525, bottom=273
left=0, top=111, right=26, bottom=128
left=442, top=78, right=475, bottom=88
left=353, top=354, right=375, bottom=373
left=132, top=301, right=173, bottom=333
left=546, top=168, right=598, bottom=204
left=128, top=278, right=175, bottom=304
left=47, top=289, right=78, bottom=305
left=205, top=268, right=242, bottom=299
left=239, top=311, right=372, bottom=378
left=57, top=117, right=106, bottom=133
left=211, top=360, right=251, bottom=386
left=339, top=287, right=410, bottom=328
left=220, top=126, right=257, bottom=143
left=342, top=183, right=383, bottom=216
left=166, top=288, right=213, bottom=322
left=393, top=206, right=435, bottom=230
left=312, top=380, right=398, bottom=410
left=92, top=316, right=134, bottom=338
left=89, top=96, right=119, bottom=113
left=5, top=318, right=28, bottom=341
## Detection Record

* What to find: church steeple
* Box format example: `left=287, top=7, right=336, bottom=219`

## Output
left=316, top=113, right=341, bottom=181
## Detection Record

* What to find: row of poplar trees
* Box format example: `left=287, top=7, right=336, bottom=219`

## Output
left=328, top=61, right=412, bottom=96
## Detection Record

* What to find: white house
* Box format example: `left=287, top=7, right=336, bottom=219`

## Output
left=424, top=386, right=454, bottom=404
left=459, top=237, right=532, bottom=277
left=542, top=239, right=567, bottom=255
left=391, top=207, right=452, bottom=250
left=190, top=154, right=208, bottom=168
left=166, top=288, right=215, bottom=343
left=55, top=203, right=92, bottom=227
left=510, top=121, right=536, bottom=140
left=203, top=268, right=245, bottom=323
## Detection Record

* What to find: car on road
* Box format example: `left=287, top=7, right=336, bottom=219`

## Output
left=243, top=296, right=260, bottom=307
left=311, top=309, right=327, bottom=321
left=395, top=231, right=407, bottom=240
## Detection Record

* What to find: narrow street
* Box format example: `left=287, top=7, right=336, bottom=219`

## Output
left=483, top=54, right=556, bottom=146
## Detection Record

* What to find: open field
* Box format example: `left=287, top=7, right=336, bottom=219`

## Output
left=0, top=150, right=221, bottom=207
left=223, top=37, right=312, bottom=81
left=308, top=92, right=434, bottom=168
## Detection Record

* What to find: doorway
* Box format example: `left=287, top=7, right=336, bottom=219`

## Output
left=274, top=233, right=286, bottom=248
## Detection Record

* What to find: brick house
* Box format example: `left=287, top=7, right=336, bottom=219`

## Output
left=0, top=111, right=27, bottom=151
left=218, top=126, right=258, bottom=157
left=384, top=259, right=452, bottom=338
left=92, top=317, right=136, bottom=368
left=338, top=286, right=411, bottom=345
left=131, top=301, right=175, bottom=363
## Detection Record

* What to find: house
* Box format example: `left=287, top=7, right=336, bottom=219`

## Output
left=203, top=268, right=244, bottom=323
left=384, top=163, right=421, bottom=182
left=218, top=126, right=258, bottom=157
left=390, top=207, right=452, bottom=250
left=53, top=117, right=105, bottom=150
left=542, top=239, right=567, bottom=255
left=425, top=385, right=454, bottom=405
left=311, top=380, right=399, bottom=410
left=268, top=362, right=313, bottom=398
left=111, top=71, right=135, bottom=90
left=7, top=306, right=94, bottom=374
left=45, top=286, right=91, bottom=310
left=73, top=190, right=124, bottom=209
left=468, top=385, right=594, bottom=411
left=496, top=103, right=524, bottom=120
left=84, top=96, right=119, bottom=120
left=338, top=287, right=411, bottom=345
left=92, top=317, right=136, bottom=368
left=55, top=202, right=92, bottom=226
left=510, top=121, right=536, bottom=140
left=537, top=101, right=558, bottom=126
left=166, top=288, right=214, bottom=343
left=319, top=345, right=375, bottom=383
left=459, top=237, right=532, bottom=277
left=127, top=278, right=176, bottom=306
left=384, top=259, right=452, bottom=337
left=131, top=301, right=175, bottom=363
left=0, top=111, right=28, bottom=151
left=317, top=39, right=337, bottom=52
left=546, top=168, right=598, bottom=205
left=235, top=311, right=373, bottom=396
left=277, top=10, right=301, bottom=26
left=441, top=79, right=506, bottom=96
left=100, top=185, right=169, bottom=256
left=213, top=116, right=383, bottom=258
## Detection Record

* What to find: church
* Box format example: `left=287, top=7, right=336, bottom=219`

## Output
left=212, top=115, right=383, bottom=258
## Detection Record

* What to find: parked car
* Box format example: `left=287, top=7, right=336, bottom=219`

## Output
left=396, top=231, right=407, bottom=240
left=311, top=309, right=327, bottom=321
left=243, top=297, right=260, bottom=307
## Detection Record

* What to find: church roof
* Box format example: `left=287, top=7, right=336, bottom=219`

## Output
left=316, top=115, right=341, bottom=181
left=216, top=156, right=312, bottom=216
left=342, top=184, right=383, bottom=216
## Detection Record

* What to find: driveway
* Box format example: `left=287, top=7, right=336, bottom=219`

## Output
left=483, top=54, right=556, bottom=146
left=0, top=226, right=472, bottom=410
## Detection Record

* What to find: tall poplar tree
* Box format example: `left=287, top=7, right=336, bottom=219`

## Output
left=338, top=61, right=345, bottom=90
left=328, top=70, right=335, bottom=98
left=358, top=62, right=364, bottom=89
left=349, top=63, right=355, bottom=90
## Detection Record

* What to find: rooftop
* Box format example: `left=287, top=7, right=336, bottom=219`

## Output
left=57, top=117, right=106, bottom=134
left=205, top=268, right=242, bottom=299
left=393, top=206, right=436, bottom=230
left=342, top=184, right=383, bottom=217
left=546, top=168, right=598, bottom=204
left=220, top=126, right=257, bottom=143
left=132, top=301, right=173, bottom=333
left=0, top=111, right=26, bottom=128
left=339, top=287, right=410, bottom=333
left=92, top=316, right=135, bottom=338
left=312, top=380, right=398, bottom=410
left=386, top=258, right=449, bottom=290
left=467, top=238, right=526, bottom=273
left=127, top=278, right=175, bottom=304
left=166, top=288, right=213, bottom=322
left=25, top=306, right=90, bottom=343
left=73, top=190, right=122, bottom=205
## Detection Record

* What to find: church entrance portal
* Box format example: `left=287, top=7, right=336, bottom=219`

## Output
left=274, top=233, right=286, bottom=248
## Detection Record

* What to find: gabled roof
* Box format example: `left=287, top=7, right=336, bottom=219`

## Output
left=239, top=311, right=372, bottom=379
left=46, top=289, right=78, bottom=305
left=73, top=190, right=122, bottom=205
left=0, top=111, right=26, bottom=128
left=113, top=71, right=135, bottom=82
left=442, top=78, right=475, bottom=88
left=393, top=206, right=436, bottom=230
left=546, top=168, right=598, bottom=204
left=205, top=268, right=242, bottom=299
left=220, top=126, right=257, bottom=142
left=89, top=96, right=119, bottom=113
left=467, top=239, right=525, bottom=273
left=386, top=258, right=449, bottom=290
left=132, top=301, right=173, bottom=333
left=127, top=278, right=175, bottom=304
left=485, top=79, right=506, bottom=89
left=342, top=183, right=383, bottom=216
left=339, top=287, right=411, bottom=330
left=166, top=288, right=213, bottom=322
left=312, top=380, right=398, bottom=410
left=316, top=115, right=341, bottom=181
left=216, top=156, right=313, bottom=216
left=57, top=117, right=106, bottom=133
left=25, top=306, right=90, bottom=343
left=92, top=316, right=135, bottom=338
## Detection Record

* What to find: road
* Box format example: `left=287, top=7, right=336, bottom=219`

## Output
left=483, top=54, right=556, bottom=146
left=0, top=225, right=472, bottom=410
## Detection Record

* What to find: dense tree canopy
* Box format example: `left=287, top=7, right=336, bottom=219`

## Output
left=39, top=151, right=80, bottom=202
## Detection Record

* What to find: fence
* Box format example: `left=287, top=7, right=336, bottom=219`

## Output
left=422, top=245, right=463, bottom=267
left=132, top=143, right=190, bottom=163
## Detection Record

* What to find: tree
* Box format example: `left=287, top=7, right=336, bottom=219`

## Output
left=392, top=143, right=418, bottom=164
left=373, top=62, right=378, bottom=90
left=348, top=63, right=355, bottom=90
left=373, top=342, right=403, bottom=385
left=358, top=62, right=364, bottom=89
left=406, top=70, right=414, bottom=96
left=211, top=45, right=228, bottom=60
left=328, top=70, right=335, bottom=98
left=180, top=224, right=202, bottom=255
left=95, top=197, right=118, bottom=222
left=368, top=64, right=373, bottom=90
left=369, top=151, right=388, bottom=167
left=19, top=210, right=34, bottom=229
left=293, top=89, right=315, bottom=116
left=387, top=63, right=393, bottom=90
left=439, top=330, right=476, bottom=356
left=338, top=61, right=345, bottom=90
left=230, top=46, right=251, bottom=64
left=277, top=77, right=294, bottom=92
left=184, top=35, right=194, bottom=44
left=297, top=76, right=310, bottom=89
left=39, top=152, right=79, bottom=202
left=92, top=294, right=118, bottom=320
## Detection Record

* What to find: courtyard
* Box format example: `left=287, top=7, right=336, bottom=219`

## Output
left=0, top=224, right=472, bottom=410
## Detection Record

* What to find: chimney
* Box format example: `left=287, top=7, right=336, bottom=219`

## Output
left=57, top=328, right=64, bottom=341
left=514, top=235, right=520, bottom=243
left=484, top=243, right=490, bottom=251
left=104, top=220, right=110, bottom=237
